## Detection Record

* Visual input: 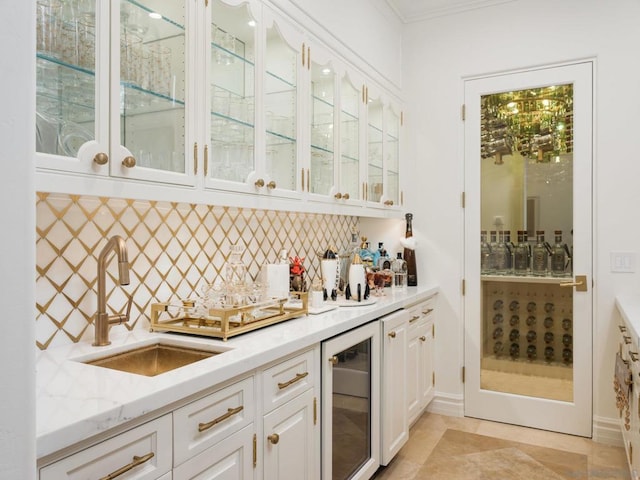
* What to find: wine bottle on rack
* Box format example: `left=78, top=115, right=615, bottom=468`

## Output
left=404, top=213, right=418, bottom=286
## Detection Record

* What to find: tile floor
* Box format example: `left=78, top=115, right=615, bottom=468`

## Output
left=373, top=412, right=630, bottom=479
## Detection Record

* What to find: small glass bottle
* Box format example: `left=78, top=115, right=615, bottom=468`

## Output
left=503, top=231, right=513, bottom=274
left=531, top=230, right=548, bottom=276
left=493, top=231, right=507, bottom=274
left=488, top=230, right=498, bottom=274
left=513, top=230, right=529, bottom=275
left=550, top=230, right=567, bottom=277
left=391, top=252, right=407, bottom=290
left=480, top=230, right=493, bottom=275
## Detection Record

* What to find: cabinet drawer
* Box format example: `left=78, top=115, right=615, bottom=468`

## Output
left=174, top=376, right=254, bottom=467
left=40, top=415, right=172, bottom=480
left=261, top=348, right=316, bottom=413
left=407, top=297, right=436, bottom=325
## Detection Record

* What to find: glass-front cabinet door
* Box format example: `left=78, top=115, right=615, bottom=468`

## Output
left=382, top=105, right=400, bottom=207
left=115, top=0, right=190, bottom=183
left=338, top=70, right=362, bottom=203
left=35, top=0, right=192, bottom=184
left=366, top=90, right=384, bottom=205
left=205, top=0, right=258, bottom=192
left=307, top=45, right=336, bottom=198
left=261, top=8, right=303, bottom=197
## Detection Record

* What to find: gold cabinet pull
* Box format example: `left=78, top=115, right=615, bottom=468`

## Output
left=301, top=168, right=305, bottom=191
left=198, top=405, right=244, bottom=432
left=253, top=434, right=257, bottom=467
left=388, top=331, right=396, bottom=339
left=99, top=452, right=154, bottom=480
left=277, top=371, right=308, bottom=390
left=307, top=46, right=310, bottom=69
left=409, top=315, right=420, bottom=323
left=306, top=169, right=310, bottom=192
left=620, top=325, right=628, bottom=333
left=255, top=178, right=265, bottom=188
left=301, top=43, right=305, bottom=66
left=122, top=156, right=136, bottom=168
left=630, top=352, right=639, bottom=362
left=422, top=308, right=434, bottom=315
left=268, top=433, right=280, bottom=445
left=93, top=152, right=108, bottom=165
left=267, top=180, right=277, bottom=189
left=193, top=142, right=198, bottom=175
left=559, top=275, right=587, bottom=292
left=204, top=144, right=209, bottom=176
left=329, top=356, right=339, bottom=365
left=334, top=192, right=342, bottom=199
left=624, top=336, right=632, bottom=345
left=419, top=336, right=427, bottom=342
left=384, top=200, right=394, bottom=206
left=343, top=193, right=350, bottom=200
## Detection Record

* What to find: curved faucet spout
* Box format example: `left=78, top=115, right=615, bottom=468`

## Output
left=94, top=235, right=131, bottom=346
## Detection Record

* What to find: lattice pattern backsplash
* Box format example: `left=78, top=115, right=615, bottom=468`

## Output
left=36, top=192, right=358, bottom=350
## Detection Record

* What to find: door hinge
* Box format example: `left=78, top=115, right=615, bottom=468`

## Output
left=462, top=279, right=466, bottom=295
left=462, top=366, right=465, bottom=383
left=461, top=191, right=466, bottom=208
left=314, top=397, right=317, bottom=425
left=253, top=433, right=257, bottom=467
left=461, top=104, right=466, bottom=121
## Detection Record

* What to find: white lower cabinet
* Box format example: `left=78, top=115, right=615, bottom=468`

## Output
left=407, top=297, right=436, bottom=426
left=380, top=310, right=409, bottom=466
left=173, top=424, right=255, bottom=480
left=40, top=415, right=173, bottom=480
left=262, top=388, right=317, bottom=479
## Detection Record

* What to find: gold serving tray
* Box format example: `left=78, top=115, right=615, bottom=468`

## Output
left=150, top=292, right=308, bottom=341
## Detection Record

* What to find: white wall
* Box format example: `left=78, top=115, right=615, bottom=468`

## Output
left=0, top=2, right=36, bottom=478
left=403, top=0, right=640, bottom=433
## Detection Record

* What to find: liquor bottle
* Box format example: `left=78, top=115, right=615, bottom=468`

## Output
left=404, top=213, right=418, bottom=286
left=531, top=230, right=548, bottom=276
left=513, top=230, right=529, bottom=275
left=503, top=230, right=513, bottom=274
left=493, top=230, right=508, bottom=274
left=480, top=230, right=493, bottom=274
left=550, top=230, right=567, bottom=277
left=391, top=252, right=407, bottom=289
left=489, top=230, right=498, bottom=273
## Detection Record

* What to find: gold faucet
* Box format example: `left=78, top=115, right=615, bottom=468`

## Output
left=93, top=235, right=132, bottom=346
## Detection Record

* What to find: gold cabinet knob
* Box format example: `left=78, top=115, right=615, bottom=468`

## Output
left=343, top=193, right=350, bottom=200
left=388, top=331, right=396, bottom=339
left=329, top=356, right=339, bottom=365
left=122, top=156, right=136, bottom=168
left=267, top=180, right=277, bottom=189
left=334, top=192, right=342, bottom=199
left=384, top=200, right=394, bottom=206
left=268, top=433, right=280, bottom=445
left=420, top=335, right=427, bottom=342
left=255, top=178, right=265, bottom=188
left=93, top=152, right=109, bottom=165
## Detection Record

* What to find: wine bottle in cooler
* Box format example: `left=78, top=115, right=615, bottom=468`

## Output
left=404, top=213, right=418, bottom=286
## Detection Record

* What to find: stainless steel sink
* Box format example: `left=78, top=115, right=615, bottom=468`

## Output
left=84, top=343, right=223, bottom=377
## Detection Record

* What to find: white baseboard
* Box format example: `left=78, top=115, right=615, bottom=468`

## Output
left=426, top=391, right=464, bottom=417
left=593, top=415, right=623, bottom=446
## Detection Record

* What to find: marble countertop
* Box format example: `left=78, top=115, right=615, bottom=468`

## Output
left=616, top=294, right=640, bottom=347
left=36, top=285, right=438, bottom=460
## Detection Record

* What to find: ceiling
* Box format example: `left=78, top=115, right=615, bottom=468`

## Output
left=386, top=0, right=516, bottom=23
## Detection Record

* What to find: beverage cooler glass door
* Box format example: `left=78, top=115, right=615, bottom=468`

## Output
left=463, top=62, right=593, bottom=437
left=322, top=321, right=380, bottom=480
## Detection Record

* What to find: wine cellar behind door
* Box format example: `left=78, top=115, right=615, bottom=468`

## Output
left=481, top=278, right=573, bottom=402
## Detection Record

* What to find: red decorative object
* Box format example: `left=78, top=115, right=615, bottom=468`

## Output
left=289, top=256, right=305, bottom=276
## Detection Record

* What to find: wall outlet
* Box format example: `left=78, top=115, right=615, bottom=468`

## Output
left=610, top=252, right=636, bottom=273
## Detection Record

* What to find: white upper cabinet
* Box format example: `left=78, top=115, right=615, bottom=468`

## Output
left=36, top=0, right=195, bottom=186
left=35, top=0, right=403, bottom=216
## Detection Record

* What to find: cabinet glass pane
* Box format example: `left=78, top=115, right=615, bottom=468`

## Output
left=386, top=108, right=399, bottom=205
left=367, top=96, right=383, bottom=203
left=36, top=0, right=96, bottom=157
left=119, top=0, right=186, bottom=173
left=309, top=60, right=334, bottom=195
left=480, top=84, right=574, bottom=402
left=210, top=0, right=256, bottom=183
left=340, top=74, right=360, bottom=200
left=265, top=23, right=297, bottom=191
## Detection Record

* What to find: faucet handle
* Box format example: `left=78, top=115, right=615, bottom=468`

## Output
left=124, top=293, right=133, bottom=323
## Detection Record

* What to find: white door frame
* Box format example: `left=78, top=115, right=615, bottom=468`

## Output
left=463, top=60, right=594, bottom=437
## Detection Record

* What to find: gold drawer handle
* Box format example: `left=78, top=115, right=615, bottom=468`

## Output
left=388, top=331, right=397, bottom=339
left=420, top=336, right=427, bottom=342
left=422, top=308, right=434, bottom=315
left=99, top=452, right=154, bottom=480
left=268, top=433, right=280, bottom=445
left=630, top=352, right=639, bottom=362
left=198, top=405, right=244, bottom=432
left=620, top=325, right=628, bottom=333
left=624, top=336, right=632, bottom=345
left=409, top=315, right=420, bottom=323
left=277, top=371, right=308, bottom=390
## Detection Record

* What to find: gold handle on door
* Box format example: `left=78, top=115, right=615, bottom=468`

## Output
left=631, top=352, right=639, bottom=362
left=620, top=325, right=628, bottom=333
left=255, top=178, right=265, bottom=188
left=268, top=433, right=280, bottom=445
left=267, top=180, right=276, bottom=189
left=420, top=336, right=426, bottom=342
left=93, top=152, right=108, bottom=165
left=334, top=192, right=342, bottom=199
left=343, top=193, right=350, bottom=200
left=388, top=331, right=396, bottom=339
left=204, top=144, right=209, bottom=176
left=122, top=156, right=136, bottom=168
left=99, top=452, right=155, bottom=480
left=559, top=275, right=587, bottom=292
left=329, top=356, right=339, bottom=365
left=624, top=336, right=632, bottom=345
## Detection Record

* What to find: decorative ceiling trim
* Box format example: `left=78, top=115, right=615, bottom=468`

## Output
left=387, top=0, right=517, bottom=23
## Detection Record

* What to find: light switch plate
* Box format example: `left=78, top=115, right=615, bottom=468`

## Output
left=610, top=252, right=636, bottom=273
